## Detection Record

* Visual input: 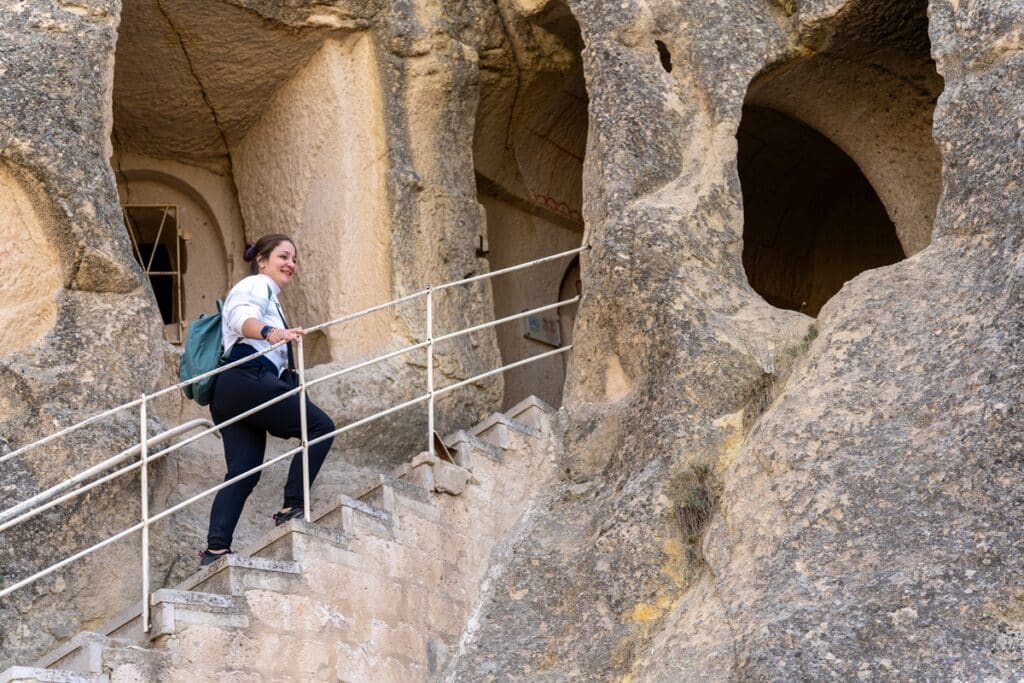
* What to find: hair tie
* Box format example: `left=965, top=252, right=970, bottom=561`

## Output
left=243, top=243, right=257, bottom=261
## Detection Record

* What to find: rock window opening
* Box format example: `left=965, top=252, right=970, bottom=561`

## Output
left=738, top=106, right=906, bottom=316
left=739, top=0, right=942, bottom=316
left=122, top=204, right=186, bottom=341
left=474, top=1, right=587, bottom=408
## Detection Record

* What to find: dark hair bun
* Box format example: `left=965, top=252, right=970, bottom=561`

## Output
left=243, top=243, right=257, bottom=261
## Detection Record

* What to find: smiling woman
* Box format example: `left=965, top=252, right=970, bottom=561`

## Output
left=198, top=234, right=337, bottom=568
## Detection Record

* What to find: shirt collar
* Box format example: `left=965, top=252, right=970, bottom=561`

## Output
left=257, top=273, right=282, bottom=297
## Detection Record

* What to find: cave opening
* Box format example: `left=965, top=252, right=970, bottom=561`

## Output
left=111, top=1, right=388, bottom=367
left=737, top=106, right=905, bottom=316
left=122, top=204, right=186, bottom=328
left=473, top=1, right=587, bottom=409
left=740, top=0, right=942, bottom=316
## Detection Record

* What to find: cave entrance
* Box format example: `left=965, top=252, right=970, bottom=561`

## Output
left=739, top=0, right=941, bottom=316
left=737, top=106, right=906, bottom=316
left=474, top=1, right=587, bottom=409
left=111, top=1, right=388, bottom=367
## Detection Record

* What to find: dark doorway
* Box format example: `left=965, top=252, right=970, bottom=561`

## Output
left=138, top=242, right=174, bottom=324
left=738, top=106, right=905, bottom=316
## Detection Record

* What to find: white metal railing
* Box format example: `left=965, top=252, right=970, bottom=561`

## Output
left=0, top=245, right=587, bottom=633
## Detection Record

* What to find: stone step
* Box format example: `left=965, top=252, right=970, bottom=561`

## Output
left=34, top=632, right=165, bottom=676
left=392, top=452, right=471, bottom=496
left=148, top=589, right=249, bottom=640
left=503, top=394, right=555, bottom=431
left=248, top=517, right=351, bottom=565
left=180, top=553, right=303, bottom=596
left=93, top=639, right=169, bottom=677
left=0, top=668, right=106, bottom=683
left=469, top=412, right=541, bottom=450
left=30, top=633, right=103, bottom=672
left=358, top=474, right=441, bottom=524
left=442, top=429, right=503, bottom=470
left=317, top=494, right=395, bottom=541
left=42, top=633, right=169, bottom=677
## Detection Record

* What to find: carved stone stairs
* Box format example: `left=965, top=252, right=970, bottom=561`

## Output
left=0, top=396, right=554, bottom=683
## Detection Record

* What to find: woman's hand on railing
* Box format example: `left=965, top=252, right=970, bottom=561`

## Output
left=268, top=327, right=305, bottom=344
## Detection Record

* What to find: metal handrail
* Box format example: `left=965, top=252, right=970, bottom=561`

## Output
left=0, top=244, right=588, bottom=633
left=0, top=419, right=215, bottom=531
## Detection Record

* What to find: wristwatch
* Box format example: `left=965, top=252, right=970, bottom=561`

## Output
left=260, top=325, right=273, bottom=340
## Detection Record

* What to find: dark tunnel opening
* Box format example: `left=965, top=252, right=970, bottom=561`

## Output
left=738, top=105, right=906, bottom=316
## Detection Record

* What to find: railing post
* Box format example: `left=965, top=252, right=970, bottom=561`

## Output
left=297, top=336, right=311, bottom=522
left=426, top=286, right=435, bottom=457
left=139, top=394, right=150, bottom=634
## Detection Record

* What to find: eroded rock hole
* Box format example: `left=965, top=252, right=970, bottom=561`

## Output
left=655, top=40, right=672, bottom=73
left=738, top=106, right=905, bottom=316
left=474, top=1, right=587, bottom=408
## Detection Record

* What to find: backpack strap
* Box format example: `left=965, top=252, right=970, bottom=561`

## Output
left=265, top=283, right=295, bottom=371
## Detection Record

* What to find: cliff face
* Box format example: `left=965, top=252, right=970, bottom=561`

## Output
left=448, top=0, right=1024, bottom=679
left=1, top=0, right=1022, bottom=678
left=0, top=0, right=505, bottom=667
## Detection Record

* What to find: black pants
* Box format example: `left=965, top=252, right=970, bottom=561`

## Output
left=205, top=360, right=335, bottom=550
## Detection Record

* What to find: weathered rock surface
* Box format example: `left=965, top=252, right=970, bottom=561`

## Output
left=2, top=0, right=1023, bottom=679
left=446, top=0, right=1024, bottom=679
left=0, top=0, right=502, bottom=669
left=0, top=0, right=169, bottom=666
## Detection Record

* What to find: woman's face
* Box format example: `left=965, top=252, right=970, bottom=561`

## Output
left=258, top=241, right=297, bottom=289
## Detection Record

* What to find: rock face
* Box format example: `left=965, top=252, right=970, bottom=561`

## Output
left=448, top=0, right=1024, bottom=679
left=0, top=0, right=168, bottom=665
left=1, top=0, right=1023, bottom=679
left=0, top=0, right=503, bottom=668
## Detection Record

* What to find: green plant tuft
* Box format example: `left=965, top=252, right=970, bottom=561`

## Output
left=668, top=462, right=722, bottom=561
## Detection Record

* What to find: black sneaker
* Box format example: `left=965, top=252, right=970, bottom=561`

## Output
left=272, top=507, right=305, bottom=526
left=198, top=548, right=233, bottom=568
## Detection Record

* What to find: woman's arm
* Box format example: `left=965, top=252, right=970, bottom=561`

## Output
left=224, top=280, right=305, bottom=344
left=239, top=318, right=304, bottom=344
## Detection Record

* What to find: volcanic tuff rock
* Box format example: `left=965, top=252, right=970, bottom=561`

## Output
left=1, top=0, right=1023, bottom=679
left=0, top=0, right=504, bottom=668
left=446, top=0, right=1024, bottom=679
left=0, top=0, right=167, bottom=665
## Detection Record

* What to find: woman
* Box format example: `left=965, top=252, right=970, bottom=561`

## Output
left=200, top=234, right=336, bottom=567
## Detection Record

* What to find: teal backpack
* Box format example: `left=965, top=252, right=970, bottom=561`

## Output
left=180, top=282, right=274, bottom=405
left=179, top=300, right=225, bottom=406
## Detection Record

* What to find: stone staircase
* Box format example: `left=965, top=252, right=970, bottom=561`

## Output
left=0, top=396, right=555, bottom=683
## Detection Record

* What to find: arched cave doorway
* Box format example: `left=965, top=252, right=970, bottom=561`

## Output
left=111, top=1, right=387, bottom=367
left=737, top=106, right=905, bottom=316
left=116, top=173, right=232, bottom=344
left=474, top=1, right=587, bottom=408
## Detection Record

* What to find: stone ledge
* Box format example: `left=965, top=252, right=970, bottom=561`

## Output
left=503, top=395, right=555, bottom=430
left=250, top=518, right=351, bottom=564
left=149, top=590, right=250, bottom=640
left=0, top=667, right=107, bottom=683
left=443, top=429, right=503, bottom=464
left=180, top=554, right=303, bottom=597
left=340, top=494, right=392, bottom=522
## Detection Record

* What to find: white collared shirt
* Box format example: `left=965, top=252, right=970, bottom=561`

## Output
left=221, top=274, right=288, bottom=373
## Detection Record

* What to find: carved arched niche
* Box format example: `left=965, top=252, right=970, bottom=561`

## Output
left=0, top=165, right=62, bottom=355
left=115, top=164, right=238, bottom=330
